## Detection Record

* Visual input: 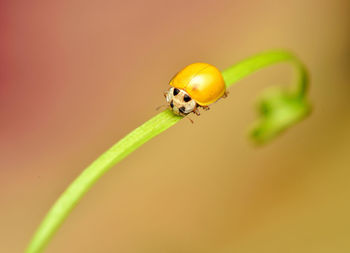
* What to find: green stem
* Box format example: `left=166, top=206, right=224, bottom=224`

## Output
left=222, top=50, right=308, bottom=95
left=25, top=110, right=182, bottom=253
left=26, top=50, right=310, bottom=253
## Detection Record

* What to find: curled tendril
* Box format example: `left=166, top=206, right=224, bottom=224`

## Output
left=26, top=50, right=311, bottom=253
left=221, top=50, right=311, bottom=144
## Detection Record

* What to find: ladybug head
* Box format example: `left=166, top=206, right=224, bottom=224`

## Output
left=165, top=87, right=197, bottom=116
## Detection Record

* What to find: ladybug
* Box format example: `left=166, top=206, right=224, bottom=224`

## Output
left=164, top=63, right=227, bottom=116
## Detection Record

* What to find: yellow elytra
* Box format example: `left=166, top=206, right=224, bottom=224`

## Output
left=169, top=63, right=226, bottom=106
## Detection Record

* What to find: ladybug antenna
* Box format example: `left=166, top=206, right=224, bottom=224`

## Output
left=156, top=104, right=168, bottom=111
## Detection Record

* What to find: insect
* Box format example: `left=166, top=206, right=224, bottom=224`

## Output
left=164, top=63, right=227, bottom=116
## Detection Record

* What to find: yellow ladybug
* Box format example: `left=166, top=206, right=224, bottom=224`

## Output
left=165, top=63, right=227, bottom=116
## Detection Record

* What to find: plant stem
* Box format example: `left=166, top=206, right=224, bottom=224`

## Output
left=25, top=110, right=181, bottom=253
left=222, top=50, right=308, bottom=95
left=25, top=50, right=310, bottom=253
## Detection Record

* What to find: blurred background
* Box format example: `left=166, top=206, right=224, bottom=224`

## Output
left=1, top=0, right=350, bottom=252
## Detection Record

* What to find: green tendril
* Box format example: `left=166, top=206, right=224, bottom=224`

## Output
left=222, top=50, right=310, bottom=143
left=25, top=50, right=311, bottom=253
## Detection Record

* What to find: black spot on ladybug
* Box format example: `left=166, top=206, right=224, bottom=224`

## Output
left=173, top=88, right=180, bottom=96
left=170, top=101, right=174, bottom=108
left=183, top=94, right=192, bottom=102
left=179, top=107, right=186, bottom=113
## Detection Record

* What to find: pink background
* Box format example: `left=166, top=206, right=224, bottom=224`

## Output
left=1, top=0, right=350, bottom=252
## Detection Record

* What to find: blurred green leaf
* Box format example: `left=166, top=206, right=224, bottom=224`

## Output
left=222, top=50, right=310, bottom=143
left=251, top=87, right=311, bottom=143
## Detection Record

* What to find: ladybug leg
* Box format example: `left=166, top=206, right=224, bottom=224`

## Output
left=193, top=107, right=201, bottom=116
left=202, top=106, right=210, bottom=111
left=186, top=117, right=194, bottom=124
left=222, top=91, right=229, bottom=98
left=163, top=90, right=168, bottom=98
